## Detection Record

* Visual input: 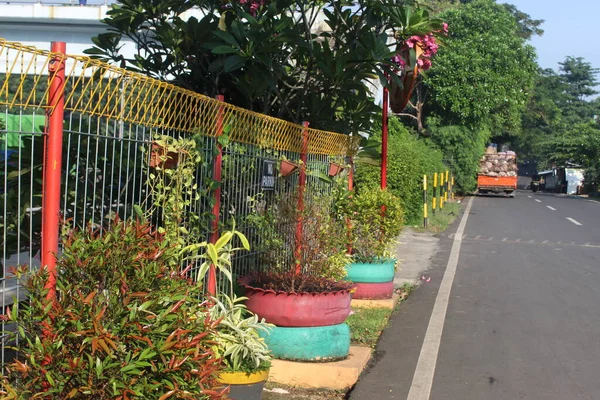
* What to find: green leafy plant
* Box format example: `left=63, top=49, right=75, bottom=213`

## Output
left=143, top=134, right=205, bottom=248
left=246, top=190, right=351, bottom=285
left=0, top=219, right=226, bottom=399
left=86, top=0, right=444, bottom=136
left=208, top=295, right=272, bottom=373
left=181, top=223, right=250, bottom=293
left=343, top=188, right=404, bottom=262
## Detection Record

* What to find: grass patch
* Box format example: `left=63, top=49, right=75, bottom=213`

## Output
left=347, top=307, right=393, bottom=348
left=416, top=201, right=461, bottom=233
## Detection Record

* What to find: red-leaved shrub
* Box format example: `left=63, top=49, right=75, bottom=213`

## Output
left=1, top=219, right=226, bottom=399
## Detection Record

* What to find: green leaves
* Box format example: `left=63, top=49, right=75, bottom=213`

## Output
left=209, top=295, right=272, bottom=372
left=86, top=0, right=444, bottom=136
left=1, top=219, right=225, bottom=399
left=425, top=0, right=537, bottom=134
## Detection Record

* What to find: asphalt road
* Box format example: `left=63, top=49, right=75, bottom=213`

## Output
left=351, top=192, right=600, bottom=400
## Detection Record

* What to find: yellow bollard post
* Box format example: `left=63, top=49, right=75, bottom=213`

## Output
left=433, top=172, right=438, bottom=214
left=440, top=172, right=444, bottom=209
left=445, top=170, right=449, bottom=202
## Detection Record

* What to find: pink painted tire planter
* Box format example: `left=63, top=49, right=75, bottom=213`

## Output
left=238, top=278, right=353, bottom=327
left=353, top=282, right=394, bottom=300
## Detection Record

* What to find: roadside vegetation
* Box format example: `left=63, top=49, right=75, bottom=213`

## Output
left=347, top=283, right=415, bottom=348
left=419, top=202, right=462, bottom=234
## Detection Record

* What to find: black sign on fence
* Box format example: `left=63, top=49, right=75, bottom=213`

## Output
left=261, top=160, right=276, bottom=190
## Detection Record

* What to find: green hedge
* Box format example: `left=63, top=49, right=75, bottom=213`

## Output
left=355, top=118, right=446, bottom=225
left=427, top=118, right=489, bottom=193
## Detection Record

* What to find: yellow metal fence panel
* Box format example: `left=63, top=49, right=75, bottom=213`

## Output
left=0, top=38, right=357, bottom=156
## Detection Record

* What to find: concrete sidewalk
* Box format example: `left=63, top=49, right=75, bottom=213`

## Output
left=394, top=228, right=440, bottom=287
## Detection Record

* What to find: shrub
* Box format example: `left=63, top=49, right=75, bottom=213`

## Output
left=246, top=191, right=350, bottom=283
left=427, top=117, right=488, bottom=193
left=1, top=219, right=226, bottom=400
left=344, top=188, right=404, bottom=262
left=355, top=117, right=446, bottom=224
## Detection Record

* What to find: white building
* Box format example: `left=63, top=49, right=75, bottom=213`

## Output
left=0, top=0, right=135, bottom=58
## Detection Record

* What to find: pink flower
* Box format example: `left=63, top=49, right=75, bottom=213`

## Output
left=418, top=58, right=432, bottom=70
left=443, top=23, right=449, bottom=33
left=406, top=36, right=421, bottom=49
left=392, top=53, right=406, bottom=68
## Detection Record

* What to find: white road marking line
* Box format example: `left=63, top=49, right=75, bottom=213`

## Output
left=502, top=238, right=508, bottom=242
left=529, top=240, right=535, bottom=244
left=547, top=206, right=557, bottom=211
left=567, top=217, right=583, bottom=226
left=528, top=196, right=532, bottom=199
left=474, top=235, right=481, bottom=240
left=535, top=199, right=542, bottom=203
left=542, top=240, right=548, bottom=244
left=407, top=197, right=474, bottom=400
left=589, top=200, right=598, bottom=203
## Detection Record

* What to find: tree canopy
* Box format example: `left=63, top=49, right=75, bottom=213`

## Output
left=87, top=0, right=443, bottom=136
left=424, top=0, right=538, bottom=135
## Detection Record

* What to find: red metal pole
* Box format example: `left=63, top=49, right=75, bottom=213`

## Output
left=381, top=84, right=389, bottom=190
left=208, top=95, right=225, bottom=295
left=346, top=157, right=354, bottom=254
left=42, top=42, right=66, bottom=300
left=294, top=121, right=309, bottom=275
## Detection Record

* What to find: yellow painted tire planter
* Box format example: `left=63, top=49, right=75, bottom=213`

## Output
left=218, top=370, right=269, bottom=400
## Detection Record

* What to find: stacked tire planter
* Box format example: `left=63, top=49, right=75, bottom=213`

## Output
left=345, top=259, right=396, bottom=300
left=239, top=277, right=354, bottom=362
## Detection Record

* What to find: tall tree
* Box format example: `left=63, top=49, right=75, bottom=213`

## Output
left=501, top=3, right=544, bottom=40
left=397, top=0, right=537, bottom=138
left=559, top=56, right=599, bottom=101
left=87, top=0, right=443, bottom=136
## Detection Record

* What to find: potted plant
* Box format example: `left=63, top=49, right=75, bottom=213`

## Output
left=279, top=159, right=299, bottom=177
left=343, top=188, right=404, bottom=299
left=328, top=162, right=345, bottom=177
left=209, top=295, right=272, bottom=400
left=241, top=191, right=354, bottom=361
left=148, top=136, right=183, bottom=169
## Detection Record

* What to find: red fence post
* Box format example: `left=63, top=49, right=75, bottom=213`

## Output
left=208, top=95, right=225, bottom=295
left=294, top=122, right=309, bottom=275
left=381, top=84, right=389, bottom=190
left=346, top=157, right=354, bottom=254
left=42, top=42, right=66, bottom=300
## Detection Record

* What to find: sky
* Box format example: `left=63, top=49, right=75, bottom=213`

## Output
left=502, top=0, right=600, bottom=73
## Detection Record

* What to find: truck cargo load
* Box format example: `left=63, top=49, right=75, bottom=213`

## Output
left=477, top=151, right=517, bottom=197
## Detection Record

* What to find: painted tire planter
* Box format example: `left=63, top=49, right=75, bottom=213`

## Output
left=345, top=260, right=395, bottom=283
left=345, top=260, right=396, bottom=300
left=239, top=277, right=353, bottom=327
left=259, top=323, right=350, bottom=361
left=353, top=281, right=394, bottom=300
left=218, top=370, right=268, bottom=400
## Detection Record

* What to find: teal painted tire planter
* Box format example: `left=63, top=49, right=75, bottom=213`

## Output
left=260, top=324, right=350, bottom=361
left=345, top=260, right=396, bottom=283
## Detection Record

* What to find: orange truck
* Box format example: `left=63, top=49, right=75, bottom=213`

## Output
left=477, top=152, right=518, bottom=197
